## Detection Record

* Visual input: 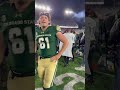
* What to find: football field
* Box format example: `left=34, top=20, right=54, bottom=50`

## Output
left=86, top=72, right=114, bottom=90
left=35, top=57, right=85, bottom=90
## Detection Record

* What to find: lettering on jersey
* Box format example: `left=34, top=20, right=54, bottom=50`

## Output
left=39, top=34, right=51, bottom=37
left=36, top=34, right=51, bottom=38
left=3, top=20, right=35, bottom=26
left=24, top=20, right=35, bottom=24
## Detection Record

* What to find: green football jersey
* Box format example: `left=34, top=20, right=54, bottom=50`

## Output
left=35, top=25, right=61, bottom=58
left=0, top=1, right=35, bottom=73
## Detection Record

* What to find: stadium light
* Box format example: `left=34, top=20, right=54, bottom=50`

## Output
left=35, top=4, right=52, bottom=12
left=46, top=6, right=52, bottom=12
left=64, top=9, right=74, bottom=16
left=41, top=5, right=46, bottom=10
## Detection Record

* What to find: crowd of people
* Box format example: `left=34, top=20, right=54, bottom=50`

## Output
left=85, top=7, right=120, bottom=90
left=58, top=28, right=85, bottom=67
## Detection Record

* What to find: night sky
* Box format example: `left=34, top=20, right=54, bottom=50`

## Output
left=35, top=0, right=85, bottom=27
left=35, top=0, right=84, bottom=19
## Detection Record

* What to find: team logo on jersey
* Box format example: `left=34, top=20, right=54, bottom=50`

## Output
left=1, top=15, right=6, bottom=22
left=56, top=25, right=61, bottom=31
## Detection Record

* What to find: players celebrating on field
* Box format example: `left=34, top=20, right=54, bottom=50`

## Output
left=35, top=12, right=68, bottom=90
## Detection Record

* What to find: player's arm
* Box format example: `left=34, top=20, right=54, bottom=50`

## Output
left=51, top=32, right=68, bottom=61
left=0, top=32, right=5, bottom=64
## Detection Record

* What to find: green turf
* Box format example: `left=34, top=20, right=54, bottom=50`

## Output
left=54, top=77, right=74, bottom=90
left=86, top=72, right=114, bottom=90
left=74, top=82, right=85, bottom=90
left=86, top=47, right=115, bottom=90
left=35, top=56, right=85, bottom=90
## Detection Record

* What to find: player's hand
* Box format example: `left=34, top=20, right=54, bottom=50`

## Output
left=50, top=54, right=61, bottom=62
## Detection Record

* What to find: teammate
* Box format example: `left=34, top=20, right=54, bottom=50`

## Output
left=59, top=30, right=74, bottom=67
left=0, top=0, right=35, bottom=90
left=35, top=12, right=68, bottom=90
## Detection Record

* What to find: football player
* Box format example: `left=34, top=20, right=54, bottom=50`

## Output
left=0, top=0, right=35, bottom=90
left=35, top=12, right=68, bottom=90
